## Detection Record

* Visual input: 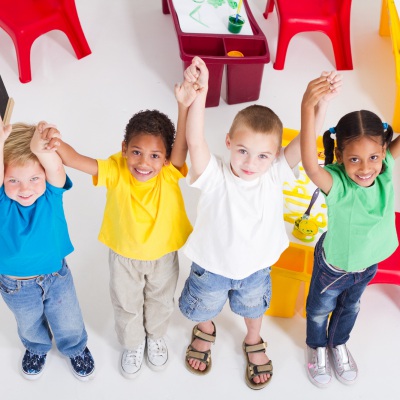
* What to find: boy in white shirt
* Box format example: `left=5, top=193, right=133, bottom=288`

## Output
left=177, top=57, right=341, bottom=390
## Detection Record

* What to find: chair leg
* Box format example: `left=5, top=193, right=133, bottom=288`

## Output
left=62, top=1, right=91, bottom=59
left=162, top=0, right=170, bottom=14
left=263, top=0, right=275, bottom=19
left=392, top=85, right=400, bottom=132
left=13, top=36, right=33, bottom=83
left=329, top=28, right=353, bottom=70
left=273, top=26, right=293, bottom=70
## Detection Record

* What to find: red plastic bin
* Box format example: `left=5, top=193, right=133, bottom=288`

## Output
left=162, top=0, right=270, bottom=107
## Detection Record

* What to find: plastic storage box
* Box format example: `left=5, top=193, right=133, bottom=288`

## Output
left=162, top=0, right=270, bottom=107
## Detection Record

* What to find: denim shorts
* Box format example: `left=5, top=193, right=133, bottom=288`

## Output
left=179, top=263, right=271, bottom=322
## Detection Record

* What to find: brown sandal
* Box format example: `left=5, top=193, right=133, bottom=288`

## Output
left=185, top=322, right=216, bottom=375
left=243, top=339, right=273, bottom=390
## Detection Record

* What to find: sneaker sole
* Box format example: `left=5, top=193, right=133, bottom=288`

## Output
left=21, top=368, right=45, bottom=381
left=306, top=366, right=332, bottom=388
left=68, top=359, right=96, bottom=382
left=146, top=355, right=168, bottom=372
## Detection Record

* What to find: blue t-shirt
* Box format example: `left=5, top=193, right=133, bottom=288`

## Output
left=0, top=177, right=74, bottom=276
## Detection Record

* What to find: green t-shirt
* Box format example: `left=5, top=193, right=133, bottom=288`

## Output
left=323, top=150, right=398, bottom=271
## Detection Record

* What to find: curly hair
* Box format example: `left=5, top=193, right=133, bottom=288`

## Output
left=123, top=110, right=176, bottom=158
left=3, top=123, right=38, bottom=166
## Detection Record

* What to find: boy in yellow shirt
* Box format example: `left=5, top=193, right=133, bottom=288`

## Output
left=44, top=84, right=194, bottom=378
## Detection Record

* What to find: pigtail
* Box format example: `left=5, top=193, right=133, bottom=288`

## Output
left=383, top=123, right=394, bottom=148
left=323, top=129, right=335, bottom=166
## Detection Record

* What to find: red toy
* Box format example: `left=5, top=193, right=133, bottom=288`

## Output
left=264, top=0, right=353, bottom=70
left=0, top=0, right=91, bottom=83
left=369, top=212, right=400, bottom=286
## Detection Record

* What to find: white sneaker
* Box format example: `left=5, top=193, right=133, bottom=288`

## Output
left=146, top=337, right=168, bottom=371
left=306, top=346, right=332, bottom=388
left=120, top=340, right=146, bottom=379
left=329, top=344, right=358, bottom=385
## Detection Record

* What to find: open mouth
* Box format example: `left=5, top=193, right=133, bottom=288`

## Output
left=135, top=169, right=152, bottom=176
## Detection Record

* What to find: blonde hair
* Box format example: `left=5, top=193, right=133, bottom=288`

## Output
left=3, top=123, right=38, bottom=167
left=228, top=105, right=283, bottom=143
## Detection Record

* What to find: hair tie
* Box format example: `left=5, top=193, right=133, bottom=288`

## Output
left=383, top=122, right=388, bottom=131
left=329, top=127, right=336, bottom=140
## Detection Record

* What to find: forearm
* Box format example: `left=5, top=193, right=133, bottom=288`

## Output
left=186, top=91, right=210, bottom=180
left=300, top=106, right=320, bottom=176
left=57, top=140, right=98, bottom=176
left=170, top=102, right=189, bottom=169
left=0, top=143, right=4, bottom=186
left=314, top=100, right=329, bottom=137
left=35, top=152, right=66, bottom=188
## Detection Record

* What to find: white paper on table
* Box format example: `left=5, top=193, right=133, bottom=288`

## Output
left=172, top=0, right=253, bottom=35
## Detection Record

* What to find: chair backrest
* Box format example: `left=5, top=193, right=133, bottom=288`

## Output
left=388, top=0, right=400, bottom=83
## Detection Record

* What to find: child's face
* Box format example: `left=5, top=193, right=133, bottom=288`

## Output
left=4, top=161, right=46, bottom=206
left=335, top=136, right=386, bottom=187
left=226, top=128, right=280, bottom=181
left=122, top=133, right=168, bottom=182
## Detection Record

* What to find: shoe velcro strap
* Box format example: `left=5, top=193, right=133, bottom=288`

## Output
left=244, top=342, right=267, bottom=354
left=186, top=349, right=210, bottom=364
left=249, top=361, right=273, bottom=377
left=193, top=326, right=216, bottom=343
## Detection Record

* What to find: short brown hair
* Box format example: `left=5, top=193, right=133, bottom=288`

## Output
left=229, top=105, right=283, bottom=144
left=3, top=123, right=38, bottom=166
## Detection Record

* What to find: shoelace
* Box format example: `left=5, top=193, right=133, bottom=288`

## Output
left=124, top=345, right=145, bottom=366
left=148, top=339, right=167, bottom=357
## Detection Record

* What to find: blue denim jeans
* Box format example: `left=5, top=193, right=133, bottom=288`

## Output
left=179, top=263, right=271, bottom=322
left=0, top=259, right=88, bottom=357
left=306, top=232, right=377, bottom=348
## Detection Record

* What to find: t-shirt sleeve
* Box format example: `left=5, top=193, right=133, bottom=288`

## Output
left=93, top=157, right=118, bottom=188
left=187, top=154, right=221, bottom=192
left=274, top=149, right=299, bottom=184
left=45, top=175, right=73, bottom=196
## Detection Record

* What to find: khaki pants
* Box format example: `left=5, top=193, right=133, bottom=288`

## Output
left=108, top=250, right=179, bottom=349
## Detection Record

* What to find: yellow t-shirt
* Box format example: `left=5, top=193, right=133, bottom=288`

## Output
left=93, top=152, right=192, bottom=260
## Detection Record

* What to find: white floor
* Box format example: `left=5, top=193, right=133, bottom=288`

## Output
left=1, top=0, right=400, bottom=399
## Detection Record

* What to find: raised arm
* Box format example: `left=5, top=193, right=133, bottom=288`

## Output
left=0, top=116, right=12, bottom=187
left=182, top=57, right=211, bottom=182
left=30, top=122, right=66, bottom=188
left=285, top=72, right=342, bottom=169
left=44, top=129, right=98, bottom=176
left=300, top=76, right=339, bottom=194
left=389, top=133, right=400, bottom=159
left=170, top=79, right=196, bottom=169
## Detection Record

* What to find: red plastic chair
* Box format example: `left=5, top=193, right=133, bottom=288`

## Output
left=369, top=212, right=400, bottom=286
left=0, top=0, right=91, bottom=83
left=264, top=0, right=353, bottom=70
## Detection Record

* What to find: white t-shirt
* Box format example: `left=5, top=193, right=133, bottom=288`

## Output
left=184, top=151, right=298, bottom=280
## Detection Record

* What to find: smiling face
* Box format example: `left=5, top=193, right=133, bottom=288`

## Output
left=122, top=133, right=169, bottom=182
left=4, top=161, right=47, bottom=206
left=226, top=128, right=280, bottom=181
left=335, top=136, right=386, bottom=187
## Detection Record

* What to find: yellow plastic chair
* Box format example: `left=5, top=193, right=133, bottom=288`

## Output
left=380, top=0, right=400, bottom=132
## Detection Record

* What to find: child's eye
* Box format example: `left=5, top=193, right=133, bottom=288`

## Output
left=31, top=177, right=39, bottom=181
left=132, top=150, right=140, bottom=156
left=370, top=155, right=378, bottom=161
left=151, top=154, right=160, bottom=159
left=8, top=179, right=17, bottom=184
left=259, top=154, right=268, bottom=159
left=350, top=157, right=358, bottom=163
left=239, top=149, right=247, bottom=155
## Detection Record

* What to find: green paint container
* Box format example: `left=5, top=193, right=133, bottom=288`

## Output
left=228, top=15, right=245, bottom=34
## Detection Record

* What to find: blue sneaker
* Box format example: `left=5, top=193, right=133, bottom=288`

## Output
left=21, top=350, right=47, bottom=380
left=69, top=347, right=95, bottom=381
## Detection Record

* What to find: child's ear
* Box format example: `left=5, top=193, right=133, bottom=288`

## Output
left=164, top=158, right=170, bottom=166
left=225, top=133, right=231, bottom=149
left=121, top=141, right=127, bottom=157
left=334, top=147, right=342, bottom=163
